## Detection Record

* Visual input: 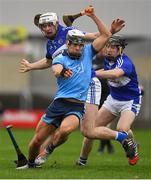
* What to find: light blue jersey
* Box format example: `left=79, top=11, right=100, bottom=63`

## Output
left=52, top=44, right=96, bottom=102
left=104, top=53, right=141, bottom=101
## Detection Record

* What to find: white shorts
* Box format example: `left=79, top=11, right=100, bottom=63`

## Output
left=86, top=77, right=101, bottom=105
left=103, top=95, right=141, bottom=116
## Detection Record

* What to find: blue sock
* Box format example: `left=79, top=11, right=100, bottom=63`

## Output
left=116, top=132, right=128, bottom=143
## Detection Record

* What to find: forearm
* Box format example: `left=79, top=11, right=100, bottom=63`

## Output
left=85, top=32, right=100, bottom=41
left=30, top=58, right=51, bottom=70
left=90, top=14, right=111, bottom=38
left=96, top=69, right=123, bottom=79
left=52, top=64, right=63, bottom=78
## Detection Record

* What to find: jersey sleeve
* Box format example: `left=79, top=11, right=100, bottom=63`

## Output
left=52, top=55, right=64, bottom=66
left=85, top=44, right=98, bottom=61
left=46, top=41, right=52, bottom=59
left=117, top=57, right=133, bottom=75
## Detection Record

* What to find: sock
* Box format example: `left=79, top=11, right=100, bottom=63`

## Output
left=45, top=144, right=55, bottom=154
left=115, top=131, right=128, bottom=143
left=28, top=159, right=35, bottom=164
left=79, top=157, right=87, bottom=165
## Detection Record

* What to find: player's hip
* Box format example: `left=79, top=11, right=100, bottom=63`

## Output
left=86, top=77, right=102, bottom=105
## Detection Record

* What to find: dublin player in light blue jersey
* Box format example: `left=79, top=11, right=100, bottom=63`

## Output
left=19, top=6, right=125, bottom=167
left=17, top=8, right=137, bottom=169
left=19, top=7, right=102, bottom=164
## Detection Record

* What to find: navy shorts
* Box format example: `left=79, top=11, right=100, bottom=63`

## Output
left=42, top=98, right=85, bottom=128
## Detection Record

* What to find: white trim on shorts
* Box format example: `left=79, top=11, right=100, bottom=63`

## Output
left=102, top=94, right=141, bottom=116
left=86, top=77, right=101, bottom=105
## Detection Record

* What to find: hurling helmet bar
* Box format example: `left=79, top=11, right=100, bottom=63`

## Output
left=66, top=29, right=85, bottom=44
left=39, top=12, right=58, bottom=26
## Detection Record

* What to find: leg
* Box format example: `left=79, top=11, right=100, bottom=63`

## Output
left=77, top=137, right=94, bottom=166
left=98, top=123, right=115, bottom=154
left=39, top=130, right=68, bottom=153
left=51, top=115, right=79, bottom=146
left=116, top=110, right=139, bottom=165
left=85, top=106, right=116, bottom=139
left=77, top=104, right=115, bottom=165
left=28, top=119, right=56, bottom=163
left=36, top=115, right=79, bottom=165
left=42, top=114, right=79, bottom=161
left=78, top=103, right=98, bottom=166
left=17, top=119, right=56, bottom=169
left=116, top=110, right=135, bottom=137
left=36, top=98, right=84, bottom=166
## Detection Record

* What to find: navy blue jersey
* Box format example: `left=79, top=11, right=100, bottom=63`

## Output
left=46, top=24, right=74, bottom=59
left=104, top=53, right=141, bottom=101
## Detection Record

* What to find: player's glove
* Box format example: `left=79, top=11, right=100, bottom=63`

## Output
left=60, top=68, right=72, bottom=79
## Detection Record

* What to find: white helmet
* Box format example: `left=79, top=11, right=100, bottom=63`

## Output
left=66, top=29, right=85, bottom=44
left=39, top=12, right=58, bottom=26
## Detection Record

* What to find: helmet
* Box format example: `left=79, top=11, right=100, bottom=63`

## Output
left=66, top=30, right=85, bottom=59
left=66, top=29, right=85, bottom=44
left=38, top=12, right=58, bottom=26
left=108, top=35, right=128, bottom=49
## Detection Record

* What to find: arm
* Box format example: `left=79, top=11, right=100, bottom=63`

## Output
left=84, top=19, right=125, bottom=41
left=19, top=58, right=52, bottom=73
left=96, top=68, right=125, bottom=79
left=52, top=64, right=73, bottom=78
left=52, top=64, right=63, bottom=78
left=84, top=6, right=111, bottom=52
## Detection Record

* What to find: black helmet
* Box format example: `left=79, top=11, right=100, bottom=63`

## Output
left=66, top=30, right=85, bottom=59
left=108, top=35, right=128, bottom=49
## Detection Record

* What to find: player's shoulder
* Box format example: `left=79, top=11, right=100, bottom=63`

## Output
left=59, top=24, right=75, bottom=31
left=54, top=53, right=64, bottom=60
left=52, top=54, right=66, bottom=66
left=122, top=53, right=132, bottom=61
left=117, top=53, right=132, bottom=66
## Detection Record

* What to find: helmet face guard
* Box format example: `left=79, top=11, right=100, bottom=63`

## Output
left=67, top=35, right=85, bottom=45
left=67, top=29, right=85, bottom=42
left=105, top=35, right=128, bottom=61
left=66, top=30, right=85, bottom=59
left=34, top=12, right=58, bottom=27
left=39, top=12, right=58, bottom=26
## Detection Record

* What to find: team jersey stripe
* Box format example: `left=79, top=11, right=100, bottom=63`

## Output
left=117, top=57, right=123, bottom=67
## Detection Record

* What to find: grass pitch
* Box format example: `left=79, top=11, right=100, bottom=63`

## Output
left=0, top=128, right=151, bottom=179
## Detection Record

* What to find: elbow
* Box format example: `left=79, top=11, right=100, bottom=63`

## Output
left=106, top=31, right=112, bottom=39
left=112, top=73, right=121, bottom=79
left=104, top=31, right=112, bottom=40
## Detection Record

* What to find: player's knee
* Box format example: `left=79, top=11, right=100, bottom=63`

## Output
left=59, top=127, right=72, bottom=137
left=81, top=128, right=94, bottom=139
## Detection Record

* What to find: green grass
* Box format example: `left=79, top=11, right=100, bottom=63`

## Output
left=0, top=128, right=151, bottom=179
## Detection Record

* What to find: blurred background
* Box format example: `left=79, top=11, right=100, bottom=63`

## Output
left=0, top=0, right=151, bottom=128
